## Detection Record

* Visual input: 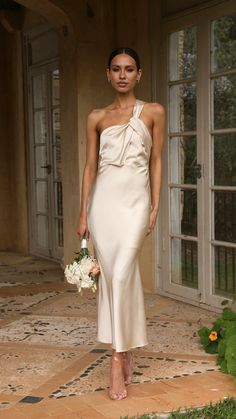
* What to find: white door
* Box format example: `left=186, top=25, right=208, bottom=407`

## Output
left=161, top=3, right=236, bottom=309
left=24, top=26, right=63, bottom=260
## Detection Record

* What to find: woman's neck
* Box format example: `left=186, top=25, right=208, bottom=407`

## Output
left=113, top=93, right=137, bottom=109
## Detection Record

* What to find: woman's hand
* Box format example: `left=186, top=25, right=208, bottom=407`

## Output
left=146, top=206, right=159, bottom=235
left=76, top=213, right=90, bottom=240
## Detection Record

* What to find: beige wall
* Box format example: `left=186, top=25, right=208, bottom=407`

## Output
left=62, top=0, right=155, bottom=291
left=0, top=28, right=28, bottom=252
left=0, top=0, right=160, bottom=291
left=0, top=27, right=13, bottom=250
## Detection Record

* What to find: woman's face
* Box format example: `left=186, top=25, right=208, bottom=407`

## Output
left=107, top=53, right=141, bottom=92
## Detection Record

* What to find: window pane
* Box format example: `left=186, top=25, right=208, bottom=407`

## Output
left=52, top=69, right=60, bottom=106
left=213, top=75, right=236, bottom=129
left=171, top=188, right=197, bottom=237
left=35, top=145, right=48, bottom=178
left=53, top=108, right=60, bottom=144
left=215, top=191, right=236, bottom=243
left=214, top=246, right=236, bottom=296
left=170, top=136, right=197, bottom=184
left=34, top=111, right=47, bottom=144
left=55, top=218, right=63, bottom=247
left=169, top=27, right=197, bottom=81
left=53, top=143, right=62, bottom=180
left=169, top=83, right=196, bottom=132
left=32, top=74, right=46, bottom=108
left=171, top=238, right=198, bottom=288
left=211, top=14, right=236, bottom=73
left=214, top=134, right=236, bottom=186
left=36, top=181, right=48, bottom=213
left=54, top=182, right=63, bottom=216
left=36, top=215, right=48, bottom=248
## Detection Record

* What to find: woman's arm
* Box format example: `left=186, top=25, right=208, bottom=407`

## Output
left=147, top=103, right=165, bottom=235
left=77, top=110, right=100, bottom=240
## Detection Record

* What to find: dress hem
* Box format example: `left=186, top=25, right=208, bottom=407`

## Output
left=96, top=338, right=149, bottom=353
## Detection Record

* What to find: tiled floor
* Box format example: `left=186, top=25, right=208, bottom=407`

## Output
left=0, top=251, right=235, bottom=419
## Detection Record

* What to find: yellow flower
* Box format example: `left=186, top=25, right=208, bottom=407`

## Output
left=209, top=331, right=218, bottom=341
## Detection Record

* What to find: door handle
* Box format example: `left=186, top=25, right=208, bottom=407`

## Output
left=41, top=164, right=52, bottom=174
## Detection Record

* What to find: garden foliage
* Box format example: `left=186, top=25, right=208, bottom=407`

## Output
left=198, top=301, right=236, bottom=381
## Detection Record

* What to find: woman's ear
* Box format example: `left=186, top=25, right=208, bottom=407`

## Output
left=137, top=69, right=142, bottom=83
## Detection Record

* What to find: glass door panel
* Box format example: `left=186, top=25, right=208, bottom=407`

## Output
left=51, top=70, right=63, bottom=254
left=211, top=13, right=236, bottom=299
left=29, top=65, right=63, bottom=260
left=167, top=26, right=199, bottom=297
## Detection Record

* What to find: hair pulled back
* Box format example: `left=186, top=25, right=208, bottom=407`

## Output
left=107, top=47, right=141, bottom=71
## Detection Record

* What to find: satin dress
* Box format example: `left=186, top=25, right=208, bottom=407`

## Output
left=87, top=99, right=152, bottom=352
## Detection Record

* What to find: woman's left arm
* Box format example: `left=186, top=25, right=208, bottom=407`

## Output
left=147, top=103, right=165, bottom=235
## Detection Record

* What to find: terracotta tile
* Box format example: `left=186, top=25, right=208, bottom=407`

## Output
left=76, top=392, right=111, bottom=407
left=49, top=413, right=80, bottom=419
left=128, top=382, right=168, bottom=397
left=0, top=408, right=26, bottom=419
left=0, top=252, right=234, bottom=418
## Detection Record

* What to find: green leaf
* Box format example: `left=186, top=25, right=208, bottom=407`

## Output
left=221, top=299, right=230, bottom=306
left=225, top=335, right=236, bottom=377
left=198, top=327, right=211, bottom=348
left=225, top=323, right=236, bottom=340
left=222, top=307, right=236, bottom=321
left=205, top=341, right=218, bottom=354
left=218, top=357, right=228, bottom=373
left=218, top=339, right=226, bottom=357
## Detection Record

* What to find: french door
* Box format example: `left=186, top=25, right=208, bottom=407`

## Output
left=161, top=3, right=236, bottom=309
left=24, top=26, right=63, bottom=260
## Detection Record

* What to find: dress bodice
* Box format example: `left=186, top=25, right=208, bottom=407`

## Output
left=98, top=99, right=152, bottom=172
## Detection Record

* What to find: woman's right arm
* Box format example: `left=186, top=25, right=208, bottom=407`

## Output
left=76, top=110, right=100, bottom=240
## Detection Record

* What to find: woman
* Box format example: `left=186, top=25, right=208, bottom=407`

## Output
left=77, top=47, right=165, bottom=400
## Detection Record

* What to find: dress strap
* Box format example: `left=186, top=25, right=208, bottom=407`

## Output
left=133, top=100, right=145, bottom=118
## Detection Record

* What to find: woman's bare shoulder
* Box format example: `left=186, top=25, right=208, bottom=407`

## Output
left=142, top=100, right=165, bottom=117
left=87, top=104, right=113, bottom=127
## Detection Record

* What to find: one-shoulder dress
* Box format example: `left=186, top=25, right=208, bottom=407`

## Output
left=87, top=99, right=152, bottom=352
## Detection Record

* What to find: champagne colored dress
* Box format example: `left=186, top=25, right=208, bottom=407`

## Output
left=87, top=99, right=152, bottom=352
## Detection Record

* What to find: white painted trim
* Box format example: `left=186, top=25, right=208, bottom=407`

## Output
left=151, top=0, right=236, bottom=309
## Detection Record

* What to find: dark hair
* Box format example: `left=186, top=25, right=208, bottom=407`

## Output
left=107, top=47, right=141, bottom=71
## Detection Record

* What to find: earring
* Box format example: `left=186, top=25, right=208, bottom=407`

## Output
left=137, top=79, right=140, bottom=83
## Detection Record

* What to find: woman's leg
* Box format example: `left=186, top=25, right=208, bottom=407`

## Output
left=109, top=350, right=127, bottom=400
left=123, top=351, right=133, bottom=385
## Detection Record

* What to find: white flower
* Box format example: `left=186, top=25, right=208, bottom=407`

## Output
left=64, top=254, right=99, bottom=294
left=79, top=256, right=94, bottom=274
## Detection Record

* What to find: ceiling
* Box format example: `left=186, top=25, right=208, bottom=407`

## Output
left=161, top=0, right=217, bottom=16
left=0, top=0, right=21, bottom=10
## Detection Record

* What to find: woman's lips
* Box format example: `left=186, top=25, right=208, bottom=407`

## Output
left=118, top=82, right=128, bottom=86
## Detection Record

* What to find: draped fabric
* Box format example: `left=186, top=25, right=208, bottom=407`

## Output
left=87, top=99, right=152, bottom=352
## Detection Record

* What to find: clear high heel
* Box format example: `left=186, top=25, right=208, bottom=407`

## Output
left=123, top=351, right=133, bottom=385
left=109, top=354, right=127, bottom=401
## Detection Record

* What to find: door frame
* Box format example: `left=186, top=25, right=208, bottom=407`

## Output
left=151, top=0, right=236, bottom=310
left=23, top=24, right=62, bottom=261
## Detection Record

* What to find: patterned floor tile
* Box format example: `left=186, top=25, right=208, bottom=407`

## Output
left=49, top=353, right=218, bottom=398
left=33, top=293, right=97, bottom=316
left=0, top=293, right=59, bottom=319
left=0, top=347, right=83, bottom=396
left=144, top=295, right=218, bottom=323
left=0, top=315, right=97, bottom=347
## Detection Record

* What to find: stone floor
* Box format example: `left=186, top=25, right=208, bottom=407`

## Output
left=0, top=251, right=235, bottom=419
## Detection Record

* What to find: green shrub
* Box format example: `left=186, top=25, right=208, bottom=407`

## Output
left=197, top=300, right=236, bottom=381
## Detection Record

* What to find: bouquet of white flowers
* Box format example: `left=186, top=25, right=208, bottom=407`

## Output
left=64, top=235, right=100, bottom=294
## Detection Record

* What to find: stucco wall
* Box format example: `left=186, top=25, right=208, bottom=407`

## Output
left=0, top=0, right=159, bottom=291
left=0, top=28, right=28, bottom=252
